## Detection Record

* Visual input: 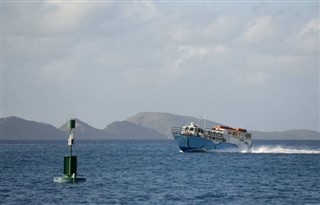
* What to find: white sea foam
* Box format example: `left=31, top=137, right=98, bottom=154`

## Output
left=248, top=145, right=320, bottom=154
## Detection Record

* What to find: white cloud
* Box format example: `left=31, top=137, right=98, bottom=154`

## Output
left=296, top=18, right=320, bottom=39
left=166, top=45, right=215, bottom=79
left=3, top=1, right=103, bottom=37
left=242, top=15, right=274, bottom=42
left=40, top=2, right=91, bottom=33
left=286, top=18, right=320, bottom=54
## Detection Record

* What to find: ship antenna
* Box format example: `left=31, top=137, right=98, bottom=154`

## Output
left=198, top=114, right=202, bottom=127
left=198, top=113, right=206, bottom=129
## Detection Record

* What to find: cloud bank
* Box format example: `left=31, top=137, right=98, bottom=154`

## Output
left=2, top=1, right=319, bottom=131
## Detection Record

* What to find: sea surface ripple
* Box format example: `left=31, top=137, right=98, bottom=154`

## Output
left=1, top=140, right=319, bottom=205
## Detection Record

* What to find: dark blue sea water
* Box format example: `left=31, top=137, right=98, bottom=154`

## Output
left=1, top=140, right=319, bottom=205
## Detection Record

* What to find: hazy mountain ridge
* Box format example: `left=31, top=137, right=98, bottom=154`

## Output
left=0, top=116, right=165, bottom=140
left=1, top=113, right=319, bottom=140
left=59, top=118, right=109, bottom=139
left=0, top=116, right=65, bottom=140
left=126, top=112, right=219, bottom=136
left=104, top=121, right=165, bottom=139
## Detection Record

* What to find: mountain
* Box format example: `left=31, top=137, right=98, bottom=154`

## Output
left=126, top=112, right=320, bottom=140
left=104, top=121, right=165, bottom=139
left=1, top=114, right=319, bottom=140
left=0, top=116, right=165, bottom=140
left=59, top=118, right=109, bottom=139
left=126, top=112, right=219, bottom=137
left=0, top=116, right=64, bottom=140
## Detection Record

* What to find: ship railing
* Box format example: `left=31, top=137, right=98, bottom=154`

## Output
left=202, top=132, right=231, bottom=143
left=171, top=127, right=183, bottom=134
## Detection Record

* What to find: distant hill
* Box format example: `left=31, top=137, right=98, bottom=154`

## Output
left=1, top=114, right=319, bottom=140
left=0, top=116, right=165, bottom=140
left=59, top=118, right=109, bottom=140
left=126, top=112, right=320, bottom=140
left=126, top=112, right=218, bottom=136
left=104, top=121, right=165, bottom=139
left=0, top=116, right=64, bottom=140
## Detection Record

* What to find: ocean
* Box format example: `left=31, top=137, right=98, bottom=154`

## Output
left=1, top=140, right=319, bottom=205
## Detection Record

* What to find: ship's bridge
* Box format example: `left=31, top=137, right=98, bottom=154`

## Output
left=181, top=122, right=204, bottom=136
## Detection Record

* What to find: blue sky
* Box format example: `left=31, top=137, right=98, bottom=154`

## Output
left=2, top=1, right=319, bottom=132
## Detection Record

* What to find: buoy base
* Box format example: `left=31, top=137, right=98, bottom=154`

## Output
left=53, top=175, right=86, bottom=183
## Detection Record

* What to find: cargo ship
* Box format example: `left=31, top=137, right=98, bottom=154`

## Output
left=171, top=122, right=252, bottom=152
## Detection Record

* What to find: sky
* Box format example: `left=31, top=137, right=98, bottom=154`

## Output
left=1, top=1, right=319, bottom=132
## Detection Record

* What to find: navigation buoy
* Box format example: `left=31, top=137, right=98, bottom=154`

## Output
left=53, top=119, right=86, bottom=183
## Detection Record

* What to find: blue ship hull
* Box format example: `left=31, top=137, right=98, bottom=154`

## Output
left=173, top=133, right=242, bottom=152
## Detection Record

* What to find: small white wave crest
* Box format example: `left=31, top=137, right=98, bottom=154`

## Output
left=249, top=145, right=320, bottom=154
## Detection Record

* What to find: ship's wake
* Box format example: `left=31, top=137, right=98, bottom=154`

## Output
left=246, top=145, right=320, bottom=154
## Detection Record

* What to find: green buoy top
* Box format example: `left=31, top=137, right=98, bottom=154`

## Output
left=68, top=119, right=76, bottom=129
